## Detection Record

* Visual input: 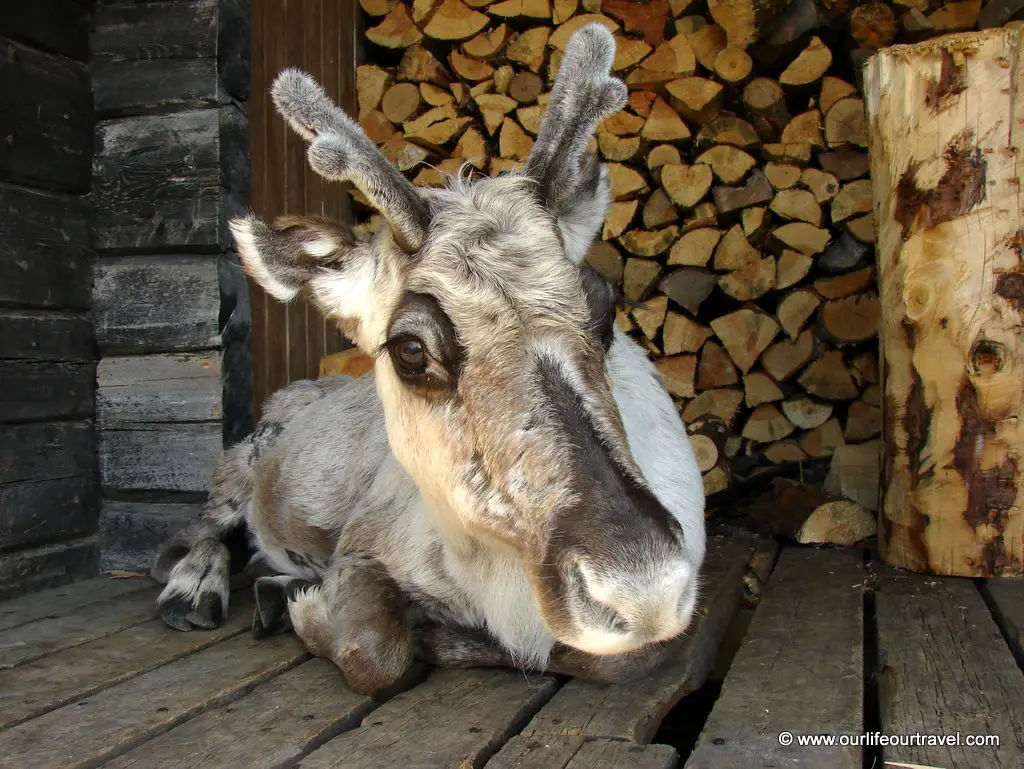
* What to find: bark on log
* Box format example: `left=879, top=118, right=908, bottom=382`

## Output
left=864, top=24, right=1024, bottom=575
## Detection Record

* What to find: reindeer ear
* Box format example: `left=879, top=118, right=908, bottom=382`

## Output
left=525, top=24, right=627, bottom=265
left=229, top=214, right=359, bottom=302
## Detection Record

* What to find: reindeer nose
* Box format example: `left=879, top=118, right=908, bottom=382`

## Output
left=572, top=554, right=696, bottom=654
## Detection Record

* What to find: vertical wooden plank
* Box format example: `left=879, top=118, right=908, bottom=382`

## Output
left=284, top=0, right=308, bottom=388
left=248, top=0, right=268, bottom=418
left=262, top=0, right=290, bottom=401
left=248, top=0, right=360, bottom=407
left=876, top=569, right=1024, bottom=769
left=684, top=547, right=864, bottom=769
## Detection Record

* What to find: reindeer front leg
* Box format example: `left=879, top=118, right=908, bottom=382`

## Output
left=417, top=620, right=678, bottom=683
left=260, top=553, right=420, bottom=697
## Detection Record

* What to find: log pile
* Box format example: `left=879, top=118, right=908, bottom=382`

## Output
left=351, top=0, right=990, bottom=521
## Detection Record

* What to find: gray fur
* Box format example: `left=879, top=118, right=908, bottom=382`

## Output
left=154, top=26, right=707, bottom=698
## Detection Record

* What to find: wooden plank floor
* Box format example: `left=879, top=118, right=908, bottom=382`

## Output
left=2, top=528, right=1022, bottom=769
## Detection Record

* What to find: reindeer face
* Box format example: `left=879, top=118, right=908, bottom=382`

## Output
left=232, top=25, right=699, bottom=657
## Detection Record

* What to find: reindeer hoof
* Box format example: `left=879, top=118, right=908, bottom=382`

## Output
left=157, top=538, right=231, bottom=632
left=252, top=576, right=317, bottom=639
left=159, top=589, right=226, bottom=632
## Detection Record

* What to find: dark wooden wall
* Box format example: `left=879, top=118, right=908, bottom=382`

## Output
left=90, top=0, right=251, bottom=570
left=249, top=0, right=361, bottom=415
left=0, top=2, right=100, bottom=598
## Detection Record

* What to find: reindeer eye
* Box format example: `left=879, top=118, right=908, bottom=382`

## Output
left=392, top=338, right=428, bottom=374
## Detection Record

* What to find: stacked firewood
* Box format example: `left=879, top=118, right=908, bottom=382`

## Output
left=351, top=0, right=989, bottom=517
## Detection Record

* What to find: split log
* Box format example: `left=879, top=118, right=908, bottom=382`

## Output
left=367, top=4, right=424, bottom=48
left=632, top=295, right=669, bottom=339
left=718, top=256, right=776, bottom=301
left=642, top=189, right=679, bottom=229
left=463, top=24, right=510, bottom=58
left=742, top=77, right=790, bottom=137
left=662, top=164, right=713, bottom=209
left=825, top=440, right=880, bottom=512
left=602, top=200, right=639, bottom=240
left=382, top=82, right=423, bottom=123
left=800, top=416, right=845, bottom=458
left=584, top=241, right=624, bottom=283
left=744, top=371, right=783, bottom=406
left=819, top=231, right=869, bottom=273
left=815, top=266, right=873, bottom=299
left=796, top=501, right=875, bottom=546
left=742, top=403, right=795, bottom=443
left=660, top=268, right=717, bottom=314
left=620, top=226, right=679, bottom=257
left=422, top=0, right=490, bottom=40
left=663, top=312, right=713, bottom=355
left=357, top=65, right=393, bottom=117
left=801, top=168, right=839, bottom=202
left=623, top=258, right=662, bottom=301
left=761, top=328, right=813, bottom=381
left=779, top=36, right=832, bottom=86
left=821, top=293, right=880, bottom=344
left=506, top=27, right=550, bottom=71
left=655, top=354, right=697, bottom=397
left=782, top=396, right=833, bottom=429
left=697, top=340, right=740, bottom=389
left=669, top=227, right=721, bottom=266
left=799, top=349, right=858, bottom=400
left=865, top=25, right=1024, bottom=575
left=775, top=249, right=813, bottom=290
left=714, top=47, right=753, bottom=84
left=764, top=162, right=801, bottom=190
left=713, top=168, right=772, bottom=214
left=682, top=388, right=745, bottom=426
left=707, top=0, right=795, bottom=49
left=824, top=98, right=867, bottom=147
left=641, top=97, right=692, bottom=142
left=819, top=77, right=856, bottom=115
left=770, top=188, right=821, bottom=225
left=509, top=71, right=544, bottom=103
left=712, top=224, right=759, bottom=270
left=777, top=288, right=820, bottom=337
left=687, top=22, right=728, bottom=70
left=818, top=145, right=870, bottom=180
left=710, top=308, right=780, bottom=373
left=850, top=2, right=897, bottom=49
left=695, top=146, right=756, bottom=184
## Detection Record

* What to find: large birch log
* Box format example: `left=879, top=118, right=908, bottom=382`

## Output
left=864, top=23, right=1024, bottom=576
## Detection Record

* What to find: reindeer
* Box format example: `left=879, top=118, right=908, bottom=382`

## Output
left=151, top=24, right=707, bottom=697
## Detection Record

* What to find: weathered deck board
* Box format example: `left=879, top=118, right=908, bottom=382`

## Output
left=0, top=593, right=254, bottom=729
left=489, top=736, right=679, bottom=768
left=684, top=546, right=864, bottom=769
left=876, top=569, right=1024, bottom=769
left=568, top=740, right=678, bottom=768
left=0, top=633, right=307, bottom=769
left=982, top=577, right=1024, bottom=661
left=0, top=586, right=160, bottom=669
left=0, top=577, right=149, bottom=633
left=103, top=658, right=376, bottom=769
left=299, top=667, right=560, bottom=769
left=522, top=530, right=756, bottom=743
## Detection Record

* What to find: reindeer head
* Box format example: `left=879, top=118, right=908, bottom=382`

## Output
left=231, top=25, right=701, bottom=657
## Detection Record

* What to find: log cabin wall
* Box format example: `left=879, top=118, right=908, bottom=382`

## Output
left=90, top=0, right=252, bottom=571
left=0, top=2, right=100, bottom=598
left=248, top=0, right=363, bottom=416
left=340, top=0, right=1015, bottom=536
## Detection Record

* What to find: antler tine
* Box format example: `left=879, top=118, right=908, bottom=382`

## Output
left=271, top=68, right=431, bottom=253
left=524, top=24, right=628, bottom=208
